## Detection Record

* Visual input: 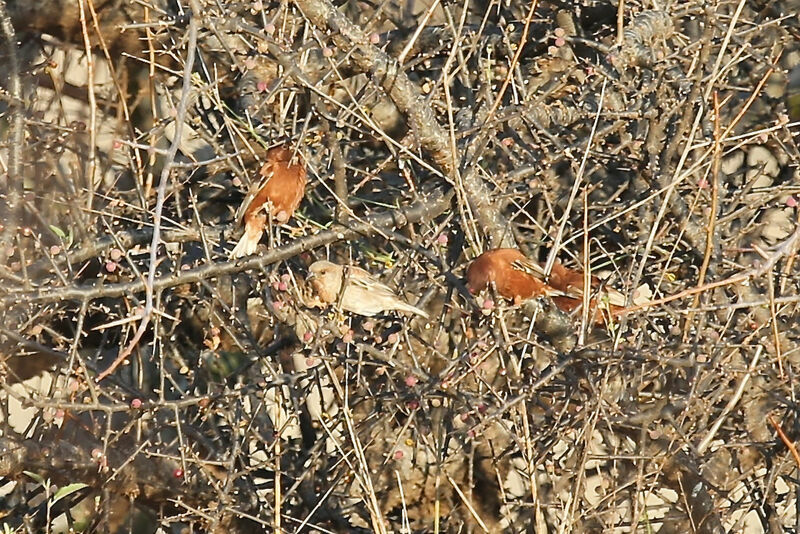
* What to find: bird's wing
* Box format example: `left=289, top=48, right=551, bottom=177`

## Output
left=348, top=272, right=397, bottom=297
left=235, top=160, right=275, bottom=223
left=511, top=258, right=547, bottom=278
left=395, top=301, right=430, bottom=319
left=510, top=258, right=568, bottom=297
left=347, top=272, right=428, bottom=318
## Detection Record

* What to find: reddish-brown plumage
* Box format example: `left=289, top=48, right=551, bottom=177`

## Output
left=466, top=248, right=554, bottom=301
left=244, top=146, right=306, bottom=223
left=230, top=145, right=307, bottom=258
left=466, top=248, right=624, bottom=324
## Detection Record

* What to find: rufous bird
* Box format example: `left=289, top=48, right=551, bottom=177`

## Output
left=466, top=248, right=627, bottom=324
left=230, top=144, right=307, bottom=259
left=307, top=260, right=430, bottom=319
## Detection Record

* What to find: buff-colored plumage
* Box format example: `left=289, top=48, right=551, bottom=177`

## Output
left=230, top=145, right=307, bottom=259
left=307, top=260, right=429, bottom=319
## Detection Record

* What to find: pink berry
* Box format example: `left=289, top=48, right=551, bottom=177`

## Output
left=342, top=330, right=355, bottom=344
left=394, top=450, right=404, bottom=460
left=787, top=196, right=798, bottom=208
left=105, top=261, right=117, bottom=273
left=437, top=233, right=449, bottom=245
left=130, top=398, right=142, bottom=409
left=482, top=299, right=494, bottom=310
left=405, top=375, right=418, bottom=387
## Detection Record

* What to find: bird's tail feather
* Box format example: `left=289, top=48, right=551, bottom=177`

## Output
left=229, top=230, right=263, bottom=259
left=398, top=302, right=430, bottom=319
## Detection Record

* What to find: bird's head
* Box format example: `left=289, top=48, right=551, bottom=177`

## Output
left=267, top=144, right=301, bottom=165
left=465, top=261, right=489, bottom=294
left=308, top=260, right=338, bottom=279
left=307, top=261, right=342, bottom=303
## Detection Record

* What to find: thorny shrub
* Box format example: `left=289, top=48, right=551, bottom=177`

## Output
left=0, top=0, right=799, bottom=532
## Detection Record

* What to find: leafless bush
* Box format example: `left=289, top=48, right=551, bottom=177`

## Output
left=1, top=0, right=799, bottom=532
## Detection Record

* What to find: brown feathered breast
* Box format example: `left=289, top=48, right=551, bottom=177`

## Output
left=243, top=145, right=307, bottom=224
left=230, top=145, right=307, bottom=258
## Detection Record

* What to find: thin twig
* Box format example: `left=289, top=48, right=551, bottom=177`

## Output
left=625, top=216, right=800, bottom=315
left=0, top=0, right=23, bottom=248
left=684, top=91, right=722, bottom=337
left=96, top=3, right=200, bottom=381
left=6, top=189, right=453, bottom=304
left=697, top=345, right=762, bottom=454
left=768, top=414, right=800, bottom=470
left=77, top=0, right=99, bottom=213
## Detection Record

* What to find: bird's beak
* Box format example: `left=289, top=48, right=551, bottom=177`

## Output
left=306, top=272, right=315, bottom=280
